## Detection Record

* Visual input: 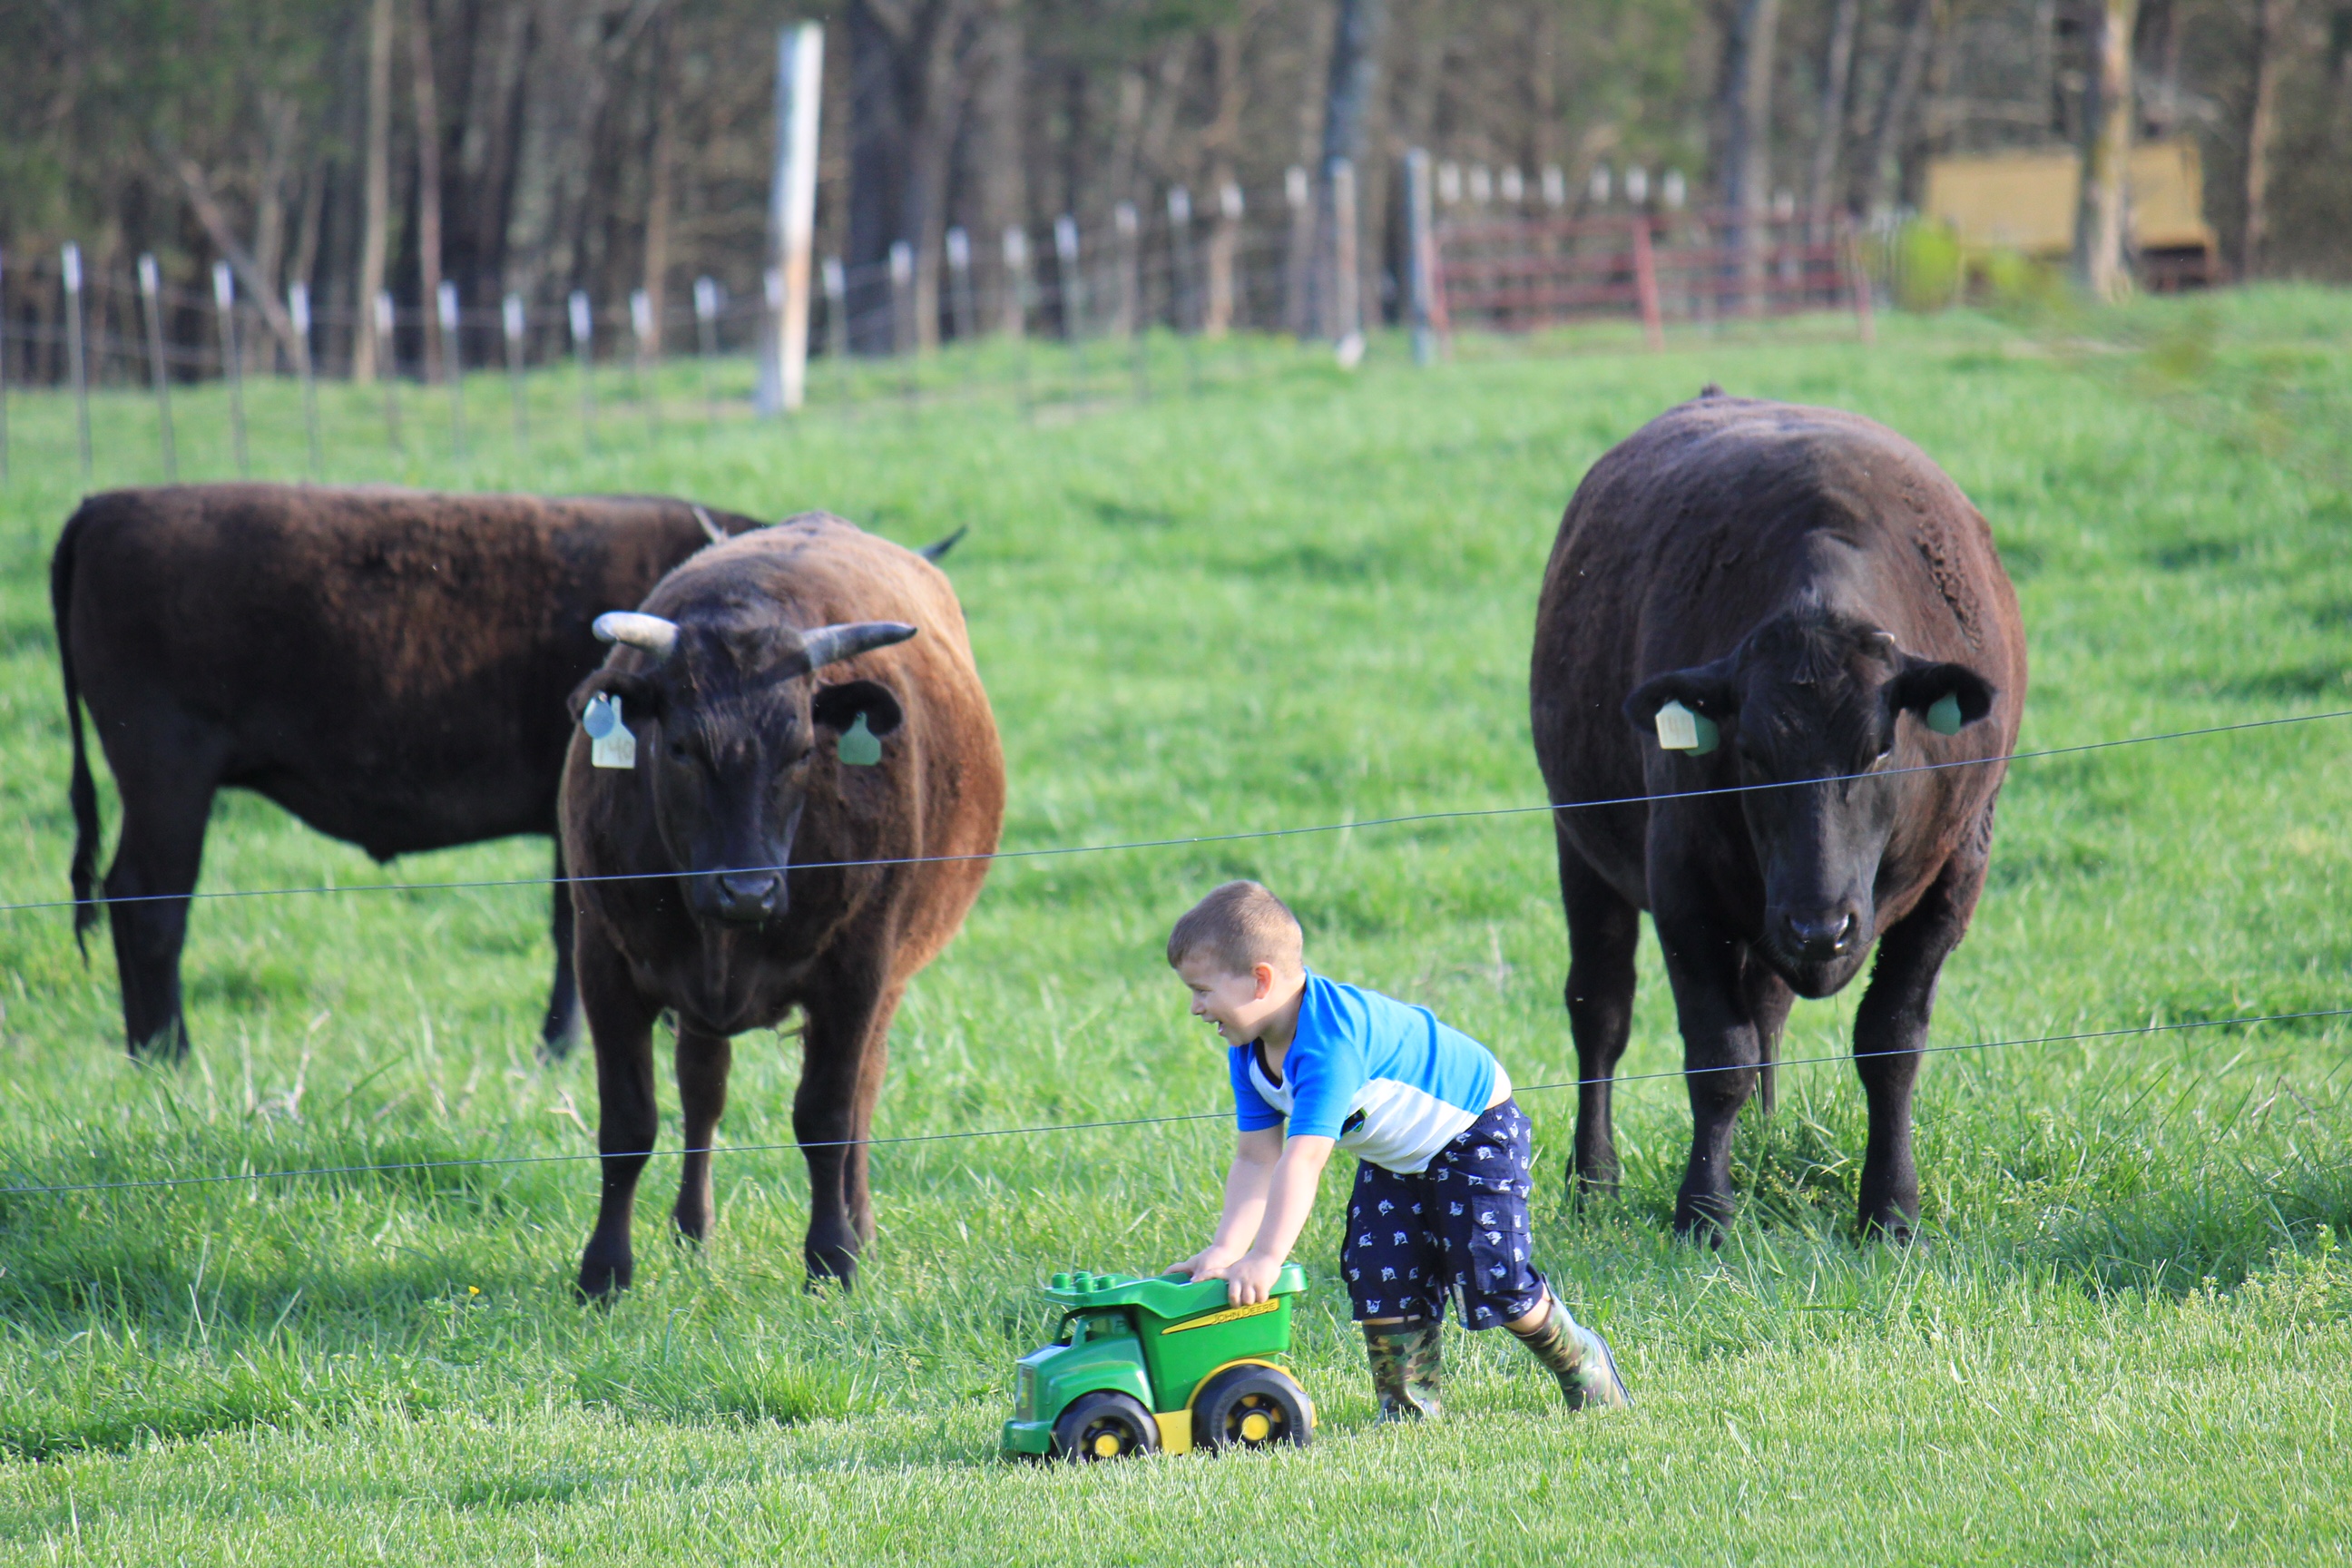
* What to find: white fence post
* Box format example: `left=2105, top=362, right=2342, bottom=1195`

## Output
left=137, top=253, right=176, bottom=480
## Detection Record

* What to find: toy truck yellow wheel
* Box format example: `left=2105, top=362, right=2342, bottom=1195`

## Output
left=1191, top=1364, right=1313, bottom=1453
left=1051, top=1390, right=1160, bottom=1462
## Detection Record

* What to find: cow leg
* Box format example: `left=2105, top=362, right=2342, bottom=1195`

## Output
left=575, top=919, right=662, bottom=1298
left=795, top=970, right=903, bottom=1289
left=1851, top=850, right=1987, bottom=1240
left=538, top=841, right=582, bottom=1060
left=103, top=726, right=224, bottom=1061
left=1558, top=843, right=1640, bottom=1200
left=671, top=1023, right=732, bottom=1244
left=1652, top=900, right=1766, bottom=1240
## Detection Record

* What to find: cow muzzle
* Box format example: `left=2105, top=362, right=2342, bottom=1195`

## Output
left=708, top=869, right=784, bottom=925
left=1770, top=904, right=1863, bottom=965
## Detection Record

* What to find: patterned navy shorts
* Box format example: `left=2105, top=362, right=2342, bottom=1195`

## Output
left=1339, top=1099, right=1547, bottom=1329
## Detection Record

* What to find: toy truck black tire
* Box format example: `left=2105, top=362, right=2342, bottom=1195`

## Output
left=1192, top=1365, right=1313, bottom=1453
left=1051, top=1390, right=1160, bottom=1462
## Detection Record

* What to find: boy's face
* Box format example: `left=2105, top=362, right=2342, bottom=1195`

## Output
left=1175, top=950, right=1285, bottom=1044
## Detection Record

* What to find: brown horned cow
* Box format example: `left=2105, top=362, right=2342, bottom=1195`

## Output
left=561, top=513, right=1004, bottom=1295
left=52, top=484, right=964, bottom=1062
left=1530, top=392, right=2026, bottom=1240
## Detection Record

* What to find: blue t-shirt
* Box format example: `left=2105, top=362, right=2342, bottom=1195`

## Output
left=1229, top=971, right=1500, bottom=1173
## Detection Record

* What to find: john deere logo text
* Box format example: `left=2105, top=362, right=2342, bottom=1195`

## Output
left=1161, top=1300, right=1280, bottom=1335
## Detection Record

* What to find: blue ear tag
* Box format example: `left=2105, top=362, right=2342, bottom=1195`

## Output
left=1655, top=699, right=1720, bottom=755
left=1925, top=692, right=1965, bottom=736
left=836, top=712, right=882, bottom=766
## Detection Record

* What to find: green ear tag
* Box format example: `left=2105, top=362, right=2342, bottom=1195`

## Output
left=836, top=712, right=883, bottom=766
left=1655, top=700, right=1720, bottom=755
left=1925, top=692, right=1965, bottom=736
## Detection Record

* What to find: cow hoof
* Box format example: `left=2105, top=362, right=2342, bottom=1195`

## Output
left=1671, top=1200, right=1733, bottom=1247
left=672, top=1210, right=712, bottom=1246
left=804, top=1242, right=859, bottom=1293
left=1858, top=1210, right=1918, bottom=1246
left=577, top=1252, right=634, bottom=1301
left=1569, top=1167, right=1622, bottom=1210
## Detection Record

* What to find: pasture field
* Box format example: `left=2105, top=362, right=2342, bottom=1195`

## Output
left=2, top=294, right=2350, bottom=1564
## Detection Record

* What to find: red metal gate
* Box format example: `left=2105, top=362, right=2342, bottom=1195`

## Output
left=1429, top=211, right=1875, bottom=348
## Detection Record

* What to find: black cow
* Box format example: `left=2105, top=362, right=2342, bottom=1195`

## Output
left=1529, top=393, right=2027, bottom=1239
left=562, top=513, right=1004, bottom=1294
left=51, top=483, right=964, bottom=1060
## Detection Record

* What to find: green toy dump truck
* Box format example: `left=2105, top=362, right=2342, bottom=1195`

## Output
left=1001, top=1263, right=1317, bottom=1460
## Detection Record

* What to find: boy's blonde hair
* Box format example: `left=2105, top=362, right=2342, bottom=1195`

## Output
left=1167, top=880, right=1304, bottom=976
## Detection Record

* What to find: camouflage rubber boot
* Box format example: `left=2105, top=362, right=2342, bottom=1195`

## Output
left=1510, top=1296, right=1632, bottom=1411
left=1363, top=1318, right=1443, bottom=1422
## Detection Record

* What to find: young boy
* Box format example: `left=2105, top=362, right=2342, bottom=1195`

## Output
left=1166, top=879, right=1631, bottom=1420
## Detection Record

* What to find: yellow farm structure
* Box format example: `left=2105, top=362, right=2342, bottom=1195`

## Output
left=1923, top=139, right=2221, bottom=289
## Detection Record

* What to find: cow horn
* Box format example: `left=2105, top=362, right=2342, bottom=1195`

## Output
left=593, top=611, right=681, bottom=661
left=799, top=620, right=917, bottom=671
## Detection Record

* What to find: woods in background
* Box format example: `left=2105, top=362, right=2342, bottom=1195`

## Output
left=4, top=0, right=2347, bottom=379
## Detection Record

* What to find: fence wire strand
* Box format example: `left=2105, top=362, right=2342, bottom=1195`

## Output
left=4, top=1004, right=2345, bottom=1200
left=8, top=706, right=2347, bottom=917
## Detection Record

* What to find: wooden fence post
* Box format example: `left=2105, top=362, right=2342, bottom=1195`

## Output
left=760, top=20, right=823, bottom=415
left=137, top=254, right=176, bottom=480
left=1329, top=157, right=1360, bottom=365
left=1166, top=187, right=1196, bottom=333
left=1844, top=222, right=1877, bottom=345
left=212, top=261, right=248, bottom=477
left=999, top=227, right=1029, bottom=338
left=1632, top=218, right=1666, bottom=352
left=822, top=259, right=848, bottom=365
left=62, top=243, right=90, bottom=479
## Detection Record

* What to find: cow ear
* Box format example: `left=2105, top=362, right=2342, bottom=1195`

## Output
left=1622, top=657, right=1740, bottom=732
left=569, top=670, right=662, bottom=724
left=811, top=679, right=903, bottom=737
left=1887, top=659, right=1996, bottom=734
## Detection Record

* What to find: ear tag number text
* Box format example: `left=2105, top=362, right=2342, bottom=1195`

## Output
left=1656, top=700, right=1718, bottom=754
left=837, top=712, right=882, bottom=766
left=585, top=694, right=636, bottom=769
left=1925, top=692, right=1965, bottom=736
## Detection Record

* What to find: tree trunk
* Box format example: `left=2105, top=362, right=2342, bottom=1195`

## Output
left=356, top=0, right=396, bottom=383
left=2073, top=0, right=2137, bottom=299
left=410, top=0, right=446, bottom=380
left=2242, top=0, right=2288, bottom=277
left=1859, top=0, right=1936, bottom=213
left=1315, top=0, right=1387, bottom=341
left=641, top=5, right=677, bottom=353
left=1720, top=0, right=1784, bottom=309
left=1806, top=0, right=1861, bottom=230
left=969, top=2, right=1026, bottom=333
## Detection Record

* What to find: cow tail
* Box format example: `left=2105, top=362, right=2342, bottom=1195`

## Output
left=51, top=507, right=103, bottom=960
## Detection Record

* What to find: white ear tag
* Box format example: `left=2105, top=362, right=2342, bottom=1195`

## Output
left=584, top=693, right=636, bottom=769
left=836, top=712, right=882, bottom=766
left=1925, top=692, right=1965, bottom=736
left=1655, top=699, right=1719, bottom=754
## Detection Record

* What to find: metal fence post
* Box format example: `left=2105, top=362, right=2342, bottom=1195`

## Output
left=569, top=290, right=595, bottom=448
left=211, top=261, right=248, bottom=477
left=437, top=281, right=465, bottom=456
left=138, top=253, right=177, bottom=480
left=374, top=290, right=403, bottom=451
left=1405, top=149, right=1436, bottom=367
left=63, top=242, right=90, bottom=479
left=630, top=288, right=656, bottom=427
left=289, top=280, right=321, bottom=480
left=946, top=227, right=975, bottom=345
left=502, top=293, right=527, bottom=447
left=692, top=276, right=720, bottom=418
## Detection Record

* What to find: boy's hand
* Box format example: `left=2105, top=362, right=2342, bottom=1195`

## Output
left=1171, top=1246, right=1242, bottom=1282
left=1218, top=1250, right=1285, bottom=1306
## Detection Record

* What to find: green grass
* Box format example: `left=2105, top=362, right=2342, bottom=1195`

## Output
left=1, top=294, right=2349, bottom=1563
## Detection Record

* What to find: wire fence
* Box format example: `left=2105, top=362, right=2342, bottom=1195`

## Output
left=3, top=705, right=2347, bottom=1201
